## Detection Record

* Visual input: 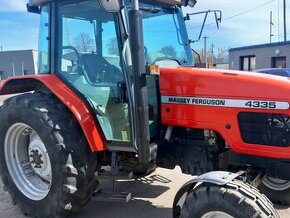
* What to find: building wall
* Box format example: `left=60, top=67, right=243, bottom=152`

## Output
left=212, top=63, right=229, bottom=69
left=229, top=43, right=290, bottom=70
left=0, top=50, right=38, bottom=79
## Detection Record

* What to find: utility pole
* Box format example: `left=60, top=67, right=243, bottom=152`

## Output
left=278, top=0, right=280, bottom=41
left=270, top=11, right=274, bottom=43
left=203, top=36, right=208, bottom=64
left=211, top=43, right=214, bottom=64
left=283, top=0, right=287, bottom=41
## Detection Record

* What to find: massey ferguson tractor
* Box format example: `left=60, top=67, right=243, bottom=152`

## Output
left=0, top=0, right=288, bottom=217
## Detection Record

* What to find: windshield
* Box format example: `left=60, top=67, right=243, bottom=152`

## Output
left=137, top=3, right=193, bottom=66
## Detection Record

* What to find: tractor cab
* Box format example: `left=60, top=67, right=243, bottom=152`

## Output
left=34, top=0, right=194, bottom=161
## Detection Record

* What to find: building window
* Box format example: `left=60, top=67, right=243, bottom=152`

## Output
left=241, top=56, right=256, bottom=71
left=272, top=56, right=286, bottom=68
left=0, top=70, right=4, bottom=80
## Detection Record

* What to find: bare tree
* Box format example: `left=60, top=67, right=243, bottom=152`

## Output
left=215, top=47, right=230, bottom=62
left=74, top=33, right=94, bottom=53
left=160, top=46, right=177, bottom=58
left=107, top=37, right=119, bottom=55
left=193, top=47, right=229, bottom=64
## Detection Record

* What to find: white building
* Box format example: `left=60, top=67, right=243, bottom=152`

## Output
left=229, top=41, right=290, bottom=71
left=0, top=50, right=38, bottom=80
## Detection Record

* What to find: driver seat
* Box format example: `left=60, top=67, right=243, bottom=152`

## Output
left=80, top=53, right=123, bottom=83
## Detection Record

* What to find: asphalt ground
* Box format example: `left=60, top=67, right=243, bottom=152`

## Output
left=0, top=94, right=289, bottom=218
left=0, top=167, right=290, bottom=218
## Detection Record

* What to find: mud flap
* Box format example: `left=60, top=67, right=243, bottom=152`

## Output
left=172, top=171, right=243, bottom=218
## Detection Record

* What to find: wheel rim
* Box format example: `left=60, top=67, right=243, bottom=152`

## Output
left=263, top=176, right=290, bottom=191
left=201, top=211, right=234, bottom=218
left=4, top=123, right=52, bottom=201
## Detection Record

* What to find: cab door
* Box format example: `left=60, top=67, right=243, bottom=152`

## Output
left=57, top=0, right=132, bottom=147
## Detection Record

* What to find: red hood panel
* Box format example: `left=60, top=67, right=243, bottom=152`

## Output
left=160, top=67, right=290, bottom=101
left=159, top=67, right=290, bottom=159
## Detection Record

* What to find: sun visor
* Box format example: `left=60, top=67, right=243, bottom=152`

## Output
left=154, top=0, right=197, bottom=7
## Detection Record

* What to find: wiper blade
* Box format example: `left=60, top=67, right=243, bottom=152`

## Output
left=139, top=7, right=161, bottom=13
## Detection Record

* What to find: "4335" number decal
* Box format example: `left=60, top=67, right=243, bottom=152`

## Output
left=245, top=101, right=276, bottom=109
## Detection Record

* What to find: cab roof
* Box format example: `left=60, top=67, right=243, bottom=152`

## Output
left=29, top=0, right=185, bottom=6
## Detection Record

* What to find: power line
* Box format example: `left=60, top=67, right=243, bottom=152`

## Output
left=187, top=0, right=275, bottom=30
left=223, top=0, right=274, bottom=21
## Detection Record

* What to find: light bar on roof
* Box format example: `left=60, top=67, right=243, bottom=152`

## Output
left=155, top=0, right=197, bottom=7
left=28, top=0, right=52, bottom=6
left=155, top=0, right=182, bottom=6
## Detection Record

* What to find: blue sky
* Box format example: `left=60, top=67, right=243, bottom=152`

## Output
left=0, top=0, right=290, bottom=51
left=0, top=0, right=39, bottom=50
left=185, top=0, right=290, bottom=50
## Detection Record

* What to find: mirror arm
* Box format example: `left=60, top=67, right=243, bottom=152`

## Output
left=191, top=48, right=201, bottom=64
left=196, top=12, right=208, bottom=42
left=184, top=13, right=190, bottom=21
left=187, top=9, right=212, bottom=16
left=186, top=9, right=222, bottom=43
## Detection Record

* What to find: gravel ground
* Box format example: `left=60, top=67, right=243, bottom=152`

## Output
left=0, top=94, right=289, bottom=218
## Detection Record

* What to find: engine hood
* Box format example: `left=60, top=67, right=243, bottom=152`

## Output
left=159, top=67, right=290, bottom=101
left=159, top=67, right=290, bottom=159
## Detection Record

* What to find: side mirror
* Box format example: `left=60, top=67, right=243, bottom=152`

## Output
left=26, top=4, right=40, bottom=14
left=214, top=11, right=222, bottom=29
left=99, top=0, right=121, bottom=13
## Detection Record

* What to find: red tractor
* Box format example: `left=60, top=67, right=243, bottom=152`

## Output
left=0, top=0, right=287, bottom=217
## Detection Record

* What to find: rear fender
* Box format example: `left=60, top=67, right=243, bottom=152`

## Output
left=172, top=171, right=242, bottom=218
left=0, top=75, right=106, bottom=151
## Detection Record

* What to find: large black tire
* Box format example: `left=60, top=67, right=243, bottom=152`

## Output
left=0, top=93, right=98, bottom=217
left=180, top=179, right=279, bottom=218
left=258, top=176, right=290, bottom=205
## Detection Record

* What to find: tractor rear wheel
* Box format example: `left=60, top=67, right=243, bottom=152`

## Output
left=0, top=93, right=98, bottom=217
left=259, top=175, right=290, bottom=205
left=180, top=179, right=279, bottom=218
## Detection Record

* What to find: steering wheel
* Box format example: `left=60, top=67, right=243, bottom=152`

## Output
left=61, top=46, right=84, bottom=72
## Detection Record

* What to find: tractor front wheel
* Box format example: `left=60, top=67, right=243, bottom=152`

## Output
left=0, top=93, right=98, bottom=217
left=180, top=179, right=279, bottom=218
left=259, top=175, right=290, bottom=205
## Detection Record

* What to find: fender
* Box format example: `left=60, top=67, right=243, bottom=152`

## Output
left=0, top=74, right=106, bottom=152
left=172, top=171, right=242, bottom=218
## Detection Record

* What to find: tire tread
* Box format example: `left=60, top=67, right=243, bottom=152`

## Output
left=0, top=93, right=98, bottom=217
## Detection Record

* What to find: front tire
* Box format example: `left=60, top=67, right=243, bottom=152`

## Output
left=259, top=175, right=290, bottom=205
left=0, top=93, right=98, bottom=217
left=180, top=179, right=279, bottom=218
